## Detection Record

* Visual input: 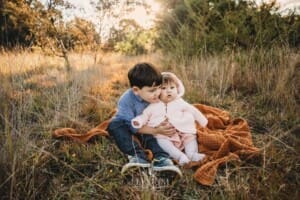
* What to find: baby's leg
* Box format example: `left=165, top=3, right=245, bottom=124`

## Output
left=185, top=139, right=205, bottom=162
left=157, top=138, right=190, bottom=166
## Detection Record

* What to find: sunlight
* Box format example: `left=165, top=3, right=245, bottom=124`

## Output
left=126, top=0, right=162, bottom=28
left=39, top=0, right=162, bottom=39
left=127, top=7, right=152, bottom=28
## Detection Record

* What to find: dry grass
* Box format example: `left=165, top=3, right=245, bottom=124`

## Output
left=0, top=49, right=299, bottom=199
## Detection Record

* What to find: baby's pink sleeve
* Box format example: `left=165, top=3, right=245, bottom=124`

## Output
left=131, top=107, right=151, bottom=128
left=131, top=115, right=147, bottom=128
left=186, top=103, right=208, bottom=127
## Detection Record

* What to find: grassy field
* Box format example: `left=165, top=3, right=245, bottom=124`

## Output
left=0, top=49, right=299, bottom=199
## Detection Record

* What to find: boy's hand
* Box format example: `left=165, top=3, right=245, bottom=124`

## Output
left=137, top=121, right=176, bottom=136
left=155, top=121, right=176, bottom=136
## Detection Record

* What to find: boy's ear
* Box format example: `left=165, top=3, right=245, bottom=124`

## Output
left=132, top=86, right=140, bottom=95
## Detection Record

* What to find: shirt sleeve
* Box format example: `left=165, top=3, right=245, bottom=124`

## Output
left=117, top=93, right=139, bottom=133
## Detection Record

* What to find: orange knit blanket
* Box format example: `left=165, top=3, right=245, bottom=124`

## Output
left=52, top=104, right=260, bottom=186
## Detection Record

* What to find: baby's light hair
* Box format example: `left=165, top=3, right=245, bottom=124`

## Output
left=161, top=72, right=185, bottom=97
left=162, top=73, right=178, bottom=87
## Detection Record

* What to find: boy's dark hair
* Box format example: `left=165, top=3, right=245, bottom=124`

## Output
left=128, top=62, right=162, bottom=88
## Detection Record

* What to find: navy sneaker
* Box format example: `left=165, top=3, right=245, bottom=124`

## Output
left=152, top=157, right=182, bottom=177
left=121, top=155, right=150, bottom=174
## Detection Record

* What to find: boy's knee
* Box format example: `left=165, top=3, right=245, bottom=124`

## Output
left=108, top=120, right=128, bottom=137
left=108, top=119, right=125, bottom=130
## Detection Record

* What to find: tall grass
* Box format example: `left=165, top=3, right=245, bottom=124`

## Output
left=0, top=48, right=299, bottom=199
left=163, top=47, right=299, bottom=125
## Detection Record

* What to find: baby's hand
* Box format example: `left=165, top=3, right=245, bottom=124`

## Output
left=132, top=121, right=140, bottom=126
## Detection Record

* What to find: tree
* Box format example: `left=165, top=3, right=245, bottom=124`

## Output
left=0, top=0, right=41, bottom=47
left=60, top=17, right=100, bottom=51
left=0, top=0, right=78, bottom=49
left=97, top=0, right=158, bottom=52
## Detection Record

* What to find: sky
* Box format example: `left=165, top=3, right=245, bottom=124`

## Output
left=276, top=0, right=300, bottom=14
left=255, top=0, right=300, bottom=13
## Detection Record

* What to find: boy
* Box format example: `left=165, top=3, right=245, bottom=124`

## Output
left=107, top=62, right=181, bottom=174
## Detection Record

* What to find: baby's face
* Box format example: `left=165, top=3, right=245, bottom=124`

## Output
left=160, top=82, right=178, bottom=103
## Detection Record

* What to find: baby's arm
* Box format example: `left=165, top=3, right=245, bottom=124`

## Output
left=131, top=104, right=153, bottom=128
left=131, top=114, right=148, bottom=129
left=133, top=112, right=176, bottom=136
left=133, top=103, right=176, bottom=136
left=184, top=101, right=208, bottom=127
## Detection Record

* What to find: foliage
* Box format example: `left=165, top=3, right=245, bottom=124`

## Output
left=0, top=0, right=65, bottom=48
left=60, top=18, right=101, bottom=51
left=0, top=0, right=158, bottom=53
left=110, top=19, right=157, bottom=55
left=0, top=0, right=43, bottom=47
left=0, top=0, right=99, bottom=51
left=156, top=0, right=300, bottom=57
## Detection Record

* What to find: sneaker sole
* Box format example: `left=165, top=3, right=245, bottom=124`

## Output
left=152, top=166, right=182, bottom=177
left=121, top=163, right=151, bottom=175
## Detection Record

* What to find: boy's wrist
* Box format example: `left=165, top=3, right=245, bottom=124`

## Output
left=137, top=125, right=157, bottom=135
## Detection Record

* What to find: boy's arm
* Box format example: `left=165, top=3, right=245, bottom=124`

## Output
left=117, top=94, right=139, bottom=134
left=138, top=122, right=176, bottom=136
left=138, top=125, right=158, bottom=135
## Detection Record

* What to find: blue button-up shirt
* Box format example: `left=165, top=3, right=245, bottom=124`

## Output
left=114, top=89, right=149, bottom=133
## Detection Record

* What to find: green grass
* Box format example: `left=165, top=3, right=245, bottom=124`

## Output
left=0, top=49, right=299, bottom=199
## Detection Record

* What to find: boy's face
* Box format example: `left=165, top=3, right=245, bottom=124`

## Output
left=160, top=82, right=178, bottom=103
left=133, top=85, right=161, bottom=103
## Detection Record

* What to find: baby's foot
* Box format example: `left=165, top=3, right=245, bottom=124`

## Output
left=178, top=155, right=190, bottom=166
left=189, top=153, right=206, bottom=162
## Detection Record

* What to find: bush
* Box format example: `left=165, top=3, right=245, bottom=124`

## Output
left=156, top=0, right=300, bottom=57
left=114, top=30, right=156, bottom=55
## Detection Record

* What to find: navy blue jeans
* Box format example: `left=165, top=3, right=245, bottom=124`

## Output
left=107, top=118, right=169, bottom=161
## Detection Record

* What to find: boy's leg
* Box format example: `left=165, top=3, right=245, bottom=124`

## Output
left=184, top=139, right=205, bottom=162
left=107, top=119, right=148, bottom=161
left=138, top=134, right=182, bottom=176
left=136, top=134, right=169, bottom=159
left=157, top=138, right=190, bottom=166
left=139, top=134, right=182, bottom=177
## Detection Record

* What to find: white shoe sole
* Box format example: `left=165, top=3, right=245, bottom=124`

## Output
left=121, top=163, right=151, bottom=175
left=152, top=166, right=183, bottom=177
